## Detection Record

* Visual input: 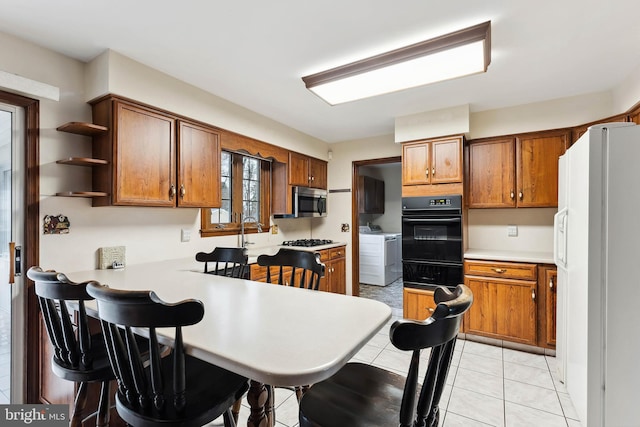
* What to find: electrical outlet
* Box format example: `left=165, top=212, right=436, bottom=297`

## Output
left=271, top=224, right=279, bottom=234
left=507, top=225, right=518, bottom=237
left=341, top=223, right=350, bottom=232
left=181, top=228, right=191, bottom=242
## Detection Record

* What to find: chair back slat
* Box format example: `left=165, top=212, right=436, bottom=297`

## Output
left=257, top=248, right=325, bottom=290
left=196, top=247, right=248, bottom=278
left=87, top=282, right=205, bottom=418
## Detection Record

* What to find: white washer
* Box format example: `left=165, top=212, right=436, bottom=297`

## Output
left=359, top=225, right=398, bottom=286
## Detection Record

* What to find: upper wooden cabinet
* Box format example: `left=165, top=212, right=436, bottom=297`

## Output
left=177, top=120, right=221, bottom=208
left=91, top=97, right=220, bottom=208
left=467, top=130, right=569, bottom=208
left=401, top=135, right=464, bottom=197
left=358, top=176, right=384, bottom=214
left=288, top=152, right=327, bottom=189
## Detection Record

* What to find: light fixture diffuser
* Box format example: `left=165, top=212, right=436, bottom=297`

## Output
left=302, top=21, right=491, bottom=105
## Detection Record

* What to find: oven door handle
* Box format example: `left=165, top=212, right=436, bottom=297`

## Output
left=402, top=217, right=461, bottom=224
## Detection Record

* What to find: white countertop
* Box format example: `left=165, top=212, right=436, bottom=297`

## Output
left=68, top=257, right=388, bottom=387
left=464, top=248, right=555, bottom=264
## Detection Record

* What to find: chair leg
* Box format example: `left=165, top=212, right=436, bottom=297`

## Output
left=222, top=408, right=237, bottom=427
left=95, top=380, right=111, bottom=427
left=70, top=382, right=89, bottom=427
left=231, top=398, right=242, bottom=424
left=266, top=385, right=275, bottom=427
left=294, top=385, right=310, bottom=403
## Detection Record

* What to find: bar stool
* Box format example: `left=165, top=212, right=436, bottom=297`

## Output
left=298, top=284, right=473, bottom=427
left=27, top=266, right=115, bottom=427
left=195, top=247, right=248, bottom=278
left=86, top=282, right=249, bottom=427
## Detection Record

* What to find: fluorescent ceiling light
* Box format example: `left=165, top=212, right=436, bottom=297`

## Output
left=302, top=21, right=491, bottom=105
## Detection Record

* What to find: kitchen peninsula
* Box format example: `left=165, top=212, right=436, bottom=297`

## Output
left=68, top=258, right=391, bottom=427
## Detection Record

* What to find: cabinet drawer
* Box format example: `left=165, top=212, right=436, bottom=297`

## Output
left=329, top=246, right=345, bottom=260
left=318, top=249, right=331, bottom=262
left=464, top=260, right=537, bottom=280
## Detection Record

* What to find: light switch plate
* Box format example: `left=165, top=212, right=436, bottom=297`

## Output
left=181, top=229, right=191, bottom=242
left=507, top=225, right=518, bottom=237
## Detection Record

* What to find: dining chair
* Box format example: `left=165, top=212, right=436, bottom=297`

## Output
left=27, top=266, right=115, bottom=427
left=256, top=248, right=325, bottom=290
left=298, top=284, right=473, bottom=427
left=195, top=247, right=248, bottom=278
left=86, top=282, right=249, bottom=427
left=256, top=248, right=326, bottom=424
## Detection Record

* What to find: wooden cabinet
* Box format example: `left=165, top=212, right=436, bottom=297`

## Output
left=357, top=176, right=384, bottom=214
left=463, top=260, right=538, bottom=346
left=324, top=247, right=346, bottom=294
left=402, top=135, right=463, bottom=197
left=538, top=265, right=557, bottom=348
left=288, top=152, right=327, bottom=189
left=467, top=130, right=569, bottom=208
left=403, top=287, right=437, bottom=321
left=91, top=96, right=221, bottom=207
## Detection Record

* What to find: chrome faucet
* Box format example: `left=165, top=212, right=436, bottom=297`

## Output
left=240, top=214, right=263, bottom=248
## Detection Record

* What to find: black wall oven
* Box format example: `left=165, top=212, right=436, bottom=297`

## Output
left=402, top=195, right=463, bottom=289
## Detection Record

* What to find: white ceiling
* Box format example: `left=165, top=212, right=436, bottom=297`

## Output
left=1, top=0, right=640, bottom=143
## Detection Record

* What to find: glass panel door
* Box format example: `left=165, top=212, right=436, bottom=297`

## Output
left=0, top=103, right=25, bottom=403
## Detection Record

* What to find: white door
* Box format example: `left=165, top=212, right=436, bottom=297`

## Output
left=0, top=102, right=25, bottom=403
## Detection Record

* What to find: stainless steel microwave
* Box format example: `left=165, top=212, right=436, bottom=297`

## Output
left=274, top=186, right=327, bottom=218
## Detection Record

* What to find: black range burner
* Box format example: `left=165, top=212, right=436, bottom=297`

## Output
left=282, top=239, right=334, bottom=247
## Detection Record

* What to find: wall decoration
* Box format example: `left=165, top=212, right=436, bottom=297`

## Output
left=43, top=214, right=70, bottom=234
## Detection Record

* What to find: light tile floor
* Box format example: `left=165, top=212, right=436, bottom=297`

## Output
left=221, top=308, right=582, bottom=427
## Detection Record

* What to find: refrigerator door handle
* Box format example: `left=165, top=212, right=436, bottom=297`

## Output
left=554, top=207, right=568, bottom=269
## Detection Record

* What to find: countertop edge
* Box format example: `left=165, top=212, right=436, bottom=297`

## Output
left=464, top=249, right=555, bottom=265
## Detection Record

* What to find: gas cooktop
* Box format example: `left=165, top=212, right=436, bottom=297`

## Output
left=281, top=239, right=334, bottom=247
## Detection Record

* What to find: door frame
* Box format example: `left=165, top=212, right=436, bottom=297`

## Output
left=351, top=156, right=401, bottom=297
left=0, top=90, right=39, bottom=403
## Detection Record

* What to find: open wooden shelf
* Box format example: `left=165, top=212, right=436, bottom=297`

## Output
left=56, top=122, right=108, bottom=136
left=56, top=157, right=108, bottom=166
left=56, top=191, right=108, bottom=198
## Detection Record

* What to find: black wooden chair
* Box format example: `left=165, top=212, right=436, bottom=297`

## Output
left=256, top=248, right=326, bottom=423
left=86, top=282, right=249, bottom=427
left=256, top=248, right=325, bottom=290
left=298, top=284, right=473, bottom=427
left=195, top=247, right=248, bottom=278
left=27, top=266, right=115, bottom=427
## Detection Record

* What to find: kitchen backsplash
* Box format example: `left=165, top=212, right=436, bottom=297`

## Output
left=467, top=207, right=556, bottom=253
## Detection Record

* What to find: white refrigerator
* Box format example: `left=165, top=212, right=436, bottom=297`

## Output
left=554, top=122, right=640, bottom=426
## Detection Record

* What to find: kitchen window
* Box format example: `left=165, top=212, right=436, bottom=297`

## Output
left=201, top=151, right=270, bottom=237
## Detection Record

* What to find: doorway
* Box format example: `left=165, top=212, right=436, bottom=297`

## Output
left=0, top=102, right=25, bottom=403
left=351, top=156, right=402, bottom=314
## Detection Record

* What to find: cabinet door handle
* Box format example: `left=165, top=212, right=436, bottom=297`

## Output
left=169, top=184, right=176, bottom=200
left=519, top=190, right=524, bottom=201
left=531, top=288, right=536, bottom=300
left=427, top=307, right=435, bottom=313
left=549, top=277, right=554, bottom=289
left=493, top=268, right=506, bottom=273
left=432, top=167, right=435, bottom=176
left=510, top=190, right=515, bottom=200
left=180, top=184, right=186, bottom=198
left=311, top=176, right=315, bottom=182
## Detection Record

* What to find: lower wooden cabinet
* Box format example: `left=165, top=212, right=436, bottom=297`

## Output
left=463, top=260, right=538, bottom=346
left=319, top=246, right=346, bottom=294
left=538, top=265, right=557, bottom=348
left=403, top=287, right=437, bottom=321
